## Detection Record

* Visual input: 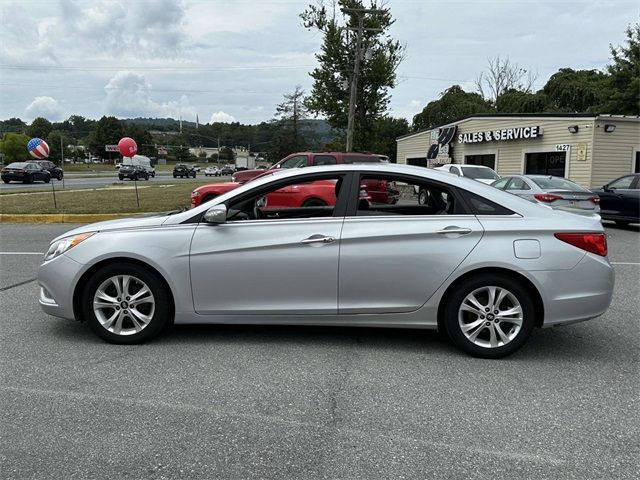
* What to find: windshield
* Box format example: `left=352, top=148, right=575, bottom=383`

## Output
left=461, top=166, right=499, bottom=180
left=278, top=156, right=307, bottom=169
left=531, top=176, right=589, bottom=191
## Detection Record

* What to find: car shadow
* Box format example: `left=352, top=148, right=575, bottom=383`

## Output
left=602, top=220, right=640, bottom=232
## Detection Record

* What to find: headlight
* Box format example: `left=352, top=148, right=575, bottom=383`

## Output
left=44, top=232, right=95, bottom=261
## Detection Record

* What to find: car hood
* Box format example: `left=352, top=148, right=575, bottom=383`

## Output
left=51, top=213, right=170, bottom=242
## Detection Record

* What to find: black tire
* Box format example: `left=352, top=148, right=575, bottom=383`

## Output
left=173, top=174, right=177, bottom=178
left=82, top=262, right=172, bottom=344
left=418, top=189, right=428, bottom=205
left=301, top=198, right=327, bottom=207
left=443, top=273, right=535, bottom=359
left=44, top=175, right=50, bottom=183
left=118, top=175, right=124, bottom=181
left=24, top=174, right=33, bottom=184
left=2, top=179, right=9, bottom=184
left=58, top=172, right=64, bottom=180
left=615, top=220, right=630, bottom=226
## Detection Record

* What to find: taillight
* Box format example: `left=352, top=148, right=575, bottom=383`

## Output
left=534, top=193, right=562, bottom=203
left=554, top=232, right=607, bottom=257
left=589, top=196, right=600, bottom=204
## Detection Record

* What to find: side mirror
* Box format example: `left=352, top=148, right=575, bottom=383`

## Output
left=602, top=184, right=611, bottom=192
left=203, top=204, right=227, bottom=224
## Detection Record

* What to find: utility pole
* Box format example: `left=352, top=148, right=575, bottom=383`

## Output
left=343, top=7, right=383, bottom=152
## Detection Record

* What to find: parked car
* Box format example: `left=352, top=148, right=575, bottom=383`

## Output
left=192, top=165, right=201, bottom=172
left=191, top=152, right=397, bottom=207
left=38, top=164, right=613, bottom=358
left=1, top=162, right=51, bottom=184
left=141, top=165, right=155, bottom=178
left=204, top=166, right=220, bottom=177
left=231, top=151, right=389, bottom=184
left=118, top=164, right=150, bottom=181
left=219, top=167, right=234, bottom=176
left=34, top=160, right=64, bottom=180
left=491, top=175, right=600, bottom=214
left=173, top=164, right=197, bottom=178
left=592, top=174, right=640, bottom=226
left=434, top=164, right=500, bottom=184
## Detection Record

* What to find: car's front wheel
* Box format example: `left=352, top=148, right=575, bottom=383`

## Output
left=82, top=263, right=172, bottom=344
left=418, top=189, right=428, bottom=205
left=443, top=273, right=535, bottom=358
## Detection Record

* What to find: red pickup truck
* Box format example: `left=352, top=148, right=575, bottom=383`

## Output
left=191, top=151, right=397, bottom=207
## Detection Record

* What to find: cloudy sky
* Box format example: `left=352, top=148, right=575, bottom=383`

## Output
left=0, top=0, right=637, bottom=125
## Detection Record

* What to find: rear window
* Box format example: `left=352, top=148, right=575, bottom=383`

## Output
left=7, top=162, right=28, bottom=168
left=461, top=166, right=499, bottom=180
left=530, top=176, right=588, bottom=191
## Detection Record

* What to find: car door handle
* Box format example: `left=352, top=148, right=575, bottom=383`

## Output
left=436, top=227, right=472, bottom=235
left=301, top=235, right=336, bottom=244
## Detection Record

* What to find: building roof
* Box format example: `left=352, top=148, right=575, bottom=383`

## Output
left=396, top=113, right=640, bottom=142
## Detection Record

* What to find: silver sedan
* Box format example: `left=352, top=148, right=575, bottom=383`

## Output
left=38, top=164, right=614, bottom=358
left=491, top=175, right=601, bottom=214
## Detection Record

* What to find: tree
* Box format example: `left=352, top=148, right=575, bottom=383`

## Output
left=86, top=116, right=124, bottom=156
left=46, top=130, right=72, bottom=165
left=0, top=133, right=30, bottom=162
left=269, top=86, right=316, bottom=161
left=412, top=86, right=493, bottom=130
left=475, top=56, right=537, bottom=101
left=603, top=23, right=640, bottom=115
left=0, top=118, right=27, bottom=134
left=542, top=68, right=608, bottom=112
left=218, top=146, right=235, bottom=161
left=367, top=116, right=409, bottom=162
left=496, top=89, right=548, bottom=113
left=301, top=0, right=405, bottom=151
left=124, top=122, right=154, bottom=156
left=27, top=117, right=52, bottom=139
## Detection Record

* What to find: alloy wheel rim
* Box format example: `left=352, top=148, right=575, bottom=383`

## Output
left=458, top=286, right=523, bottom=348
left=93, top=275, right=155, bottom=336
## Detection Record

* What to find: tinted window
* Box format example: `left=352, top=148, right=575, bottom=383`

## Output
left=492, top=178, right=510, bottom=190
left=506, top=178, right=530, bottom=191
left=278, top=155, right=308, bottom=169
left=531, top=176, right=589, bottom=191
left=464, top=192, right=515, bottom=215
left=355, top=175, right=465, bottom=216
left=313, top=155, right=337, bottom=166
left=609, top=175, right=635, bottom=189
left=462, top=166, right=499, bottom=180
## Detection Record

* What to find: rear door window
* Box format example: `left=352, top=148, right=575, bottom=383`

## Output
left=313, top=155, right=337, bottom=166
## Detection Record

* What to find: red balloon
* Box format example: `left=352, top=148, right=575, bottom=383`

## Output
left=118, top=137, right=138, bottom=157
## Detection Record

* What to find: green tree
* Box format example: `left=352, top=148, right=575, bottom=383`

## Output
left=0, top=118, right=27, bottom=135
left=269, top=86, right=316, bottom=161
left=301, top=0, right=405, bottom=150
left=86, top=116, right=124, bottom=157
left=603, top=23, right=640, bottom=115
left=218, top=146, right=235, bottom=161
left=496, top=89, right=548, bottom=113
left=27, top=117, right=52, bottom=139
left=412, top=86, right=493, bottom=130
left=542, top=68, right=608, bottom=112
left=367, top=116, right=409, bottom=162
left=46, top=130, right=72, bottom=165
left=124, top=122, right=154, bottom=156
left=0, top=133, right=30, bottom=162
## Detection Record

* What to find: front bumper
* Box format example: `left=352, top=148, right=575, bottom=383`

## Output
left=37, top=253, right=85, bottom=320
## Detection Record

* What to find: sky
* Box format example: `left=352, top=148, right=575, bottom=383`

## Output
left=0, top=0, right=637, bottom=125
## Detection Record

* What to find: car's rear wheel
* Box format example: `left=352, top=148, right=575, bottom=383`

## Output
left=44, top=175, right=50, bottom=183
left=302, top=198, right=327, bottom=207
left=57, top=172, right=64, bottom=180
left=118, top=175, right=124, bottom=181
left=418, top=189, right=428, bottom=205
left=2, top=179, right=9, bottom=184
left=443, top=273, right=535, bottom=358
left=82, top=263, right=171, bottom=344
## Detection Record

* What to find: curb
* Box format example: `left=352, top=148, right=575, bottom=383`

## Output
left=0, top=213, right=138, bottom=224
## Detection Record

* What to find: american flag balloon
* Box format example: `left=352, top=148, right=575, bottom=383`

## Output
left=27, top=138, right=50, bottom=159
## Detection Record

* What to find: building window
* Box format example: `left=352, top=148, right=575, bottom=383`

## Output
left=406, top=157, right=428, bottom=168
left=465, top=154, right=495, bottom=169
left=635, top=151, right=639, bottom=173
left=525, top=152, right=566, bottom=177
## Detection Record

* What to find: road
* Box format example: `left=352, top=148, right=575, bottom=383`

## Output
left=0, top=173, right=230, bottom=191
left=0, top=222, right=638, bottom=479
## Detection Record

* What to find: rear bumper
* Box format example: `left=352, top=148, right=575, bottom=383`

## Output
left=526, top=253, right=614, bottom=327
left=1, top=173, right=26, bottom=182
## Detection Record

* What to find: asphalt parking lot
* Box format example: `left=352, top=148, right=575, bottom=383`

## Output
left=1, top=222, right=638, bottom=479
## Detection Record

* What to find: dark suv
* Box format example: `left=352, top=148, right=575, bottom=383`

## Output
left=173, top=164, right=197, bottom=178
left=34, top=160, right=64, bottom=180
left=118, top=164, right=150, bottom=181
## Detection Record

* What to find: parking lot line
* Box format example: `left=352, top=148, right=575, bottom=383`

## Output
left=611, top=262, right=640, bottom=265
left=0, top=252, right=42, bottom=255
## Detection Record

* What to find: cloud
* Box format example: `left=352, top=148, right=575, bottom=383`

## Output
left=26, top=96, right=65, bottom=120
left=210, top=111, right=236, bottom=123
left=104, top=71, right=195, bottom=118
